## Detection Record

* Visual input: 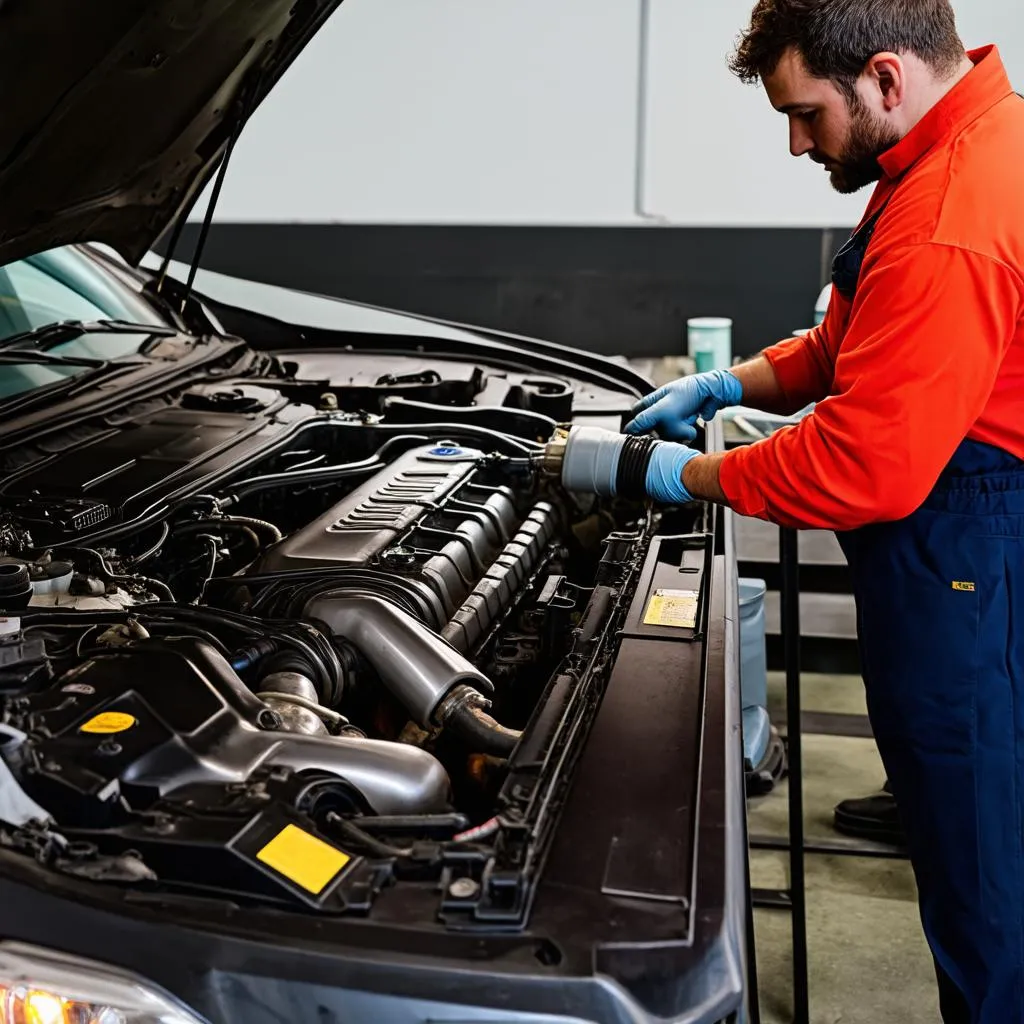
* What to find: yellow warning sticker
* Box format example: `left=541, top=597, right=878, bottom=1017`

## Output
left=80, top=711, right=137, bottom=734
left=256, top=824, right=351, bottom=895
left=952, top=581, right=976, bottom=593
left=643, top=589, right=699, bottom=629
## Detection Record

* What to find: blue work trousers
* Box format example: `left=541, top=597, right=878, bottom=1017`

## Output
left=839, top=439, right=1024, bottom=1023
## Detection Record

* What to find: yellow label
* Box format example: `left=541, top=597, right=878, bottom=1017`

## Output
left=256, top=824, right=350, bottom=895
left=80, top=711, right=137, bottom=734
left=952, top=581, right=976, bottom=593
left=643, top=589, right=699, bottom=629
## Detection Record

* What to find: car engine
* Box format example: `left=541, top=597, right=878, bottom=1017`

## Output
left=0, top=381, right=706, bottom=923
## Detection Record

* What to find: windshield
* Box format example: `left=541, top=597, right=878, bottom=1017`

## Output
left=0, top=246, right=167, bottom=400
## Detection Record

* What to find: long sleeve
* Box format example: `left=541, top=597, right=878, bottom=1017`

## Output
left=719, top=242, right=1022, bottom=531
left=760, top=290, right=845, bottom=412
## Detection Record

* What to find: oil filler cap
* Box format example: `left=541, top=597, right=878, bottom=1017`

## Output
left=423, top=444, right=481, bottom=462
left=80, top=711, right=137, bottom=735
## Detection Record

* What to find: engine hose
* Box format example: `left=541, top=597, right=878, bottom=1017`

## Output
left=194, top=534, right=220, bottom=602
left=367, top=421, right=541, bottom=455
left=220, top=514, right=283, bottom=545
left=173, top=515, right=282, bottom=547
left=437, top=686, right=522, bottom=759
left=172, top=519, right=263, bottom=548
left=129, top=522, right=170, bottom=566
left=260, top=647, right=347, bottom=707
left=219, top=435, right=429, bottom=505
left=141, top=604, right=341, bottom=701
left=615, top=435, right=661, bottom=499
left=324, top=811, right=415, bottom=860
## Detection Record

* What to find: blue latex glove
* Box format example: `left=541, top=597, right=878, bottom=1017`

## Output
left=625, top=369, right=742, bottom=442
left=645, top=442, right=700, bottom=505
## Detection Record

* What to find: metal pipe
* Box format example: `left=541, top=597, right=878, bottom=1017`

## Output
left=257, top=671, right=332, bottom=736
left=302, top=593, right=494, bottom=728
left=254, top=731, right=452, bottom=817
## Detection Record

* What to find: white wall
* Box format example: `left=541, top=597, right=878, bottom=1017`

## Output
left=194, top=0, right=642, bottom=224
left=194, top=0, right=1023, bottom=228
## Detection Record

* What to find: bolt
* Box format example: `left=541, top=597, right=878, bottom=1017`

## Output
left=97, top=740, right=122, bottom=756
left=448, top=877, right=480, bottom=900
left=258, top=708, right=281, bottom=731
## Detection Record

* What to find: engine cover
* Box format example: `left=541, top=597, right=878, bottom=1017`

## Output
left=14, top=638, right=451, bottom=823
left=254, top=445, right=560, bottom=650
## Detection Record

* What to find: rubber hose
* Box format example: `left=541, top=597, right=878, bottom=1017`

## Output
left=446, top=702, right=522, bottom=759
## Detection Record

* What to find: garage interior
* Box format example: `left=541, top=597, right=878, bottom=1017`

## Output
left=0, top=0, right=1019, bottom=1021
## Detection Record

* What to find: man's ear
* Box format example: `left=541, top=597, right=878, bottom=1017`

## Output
left=863, top=52, right=906, bottom=110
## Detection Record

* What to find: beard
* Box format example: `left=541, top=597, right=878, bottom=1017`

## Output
left=817, top=97, right=902, bottom=195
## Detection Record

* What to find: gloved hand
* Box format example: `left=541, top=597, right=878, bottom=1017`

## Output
left=644, top=442, right=699, bottom=504
left=559, top=426, right=700, bottom=505
left=625, top=369, right=742, bottom=442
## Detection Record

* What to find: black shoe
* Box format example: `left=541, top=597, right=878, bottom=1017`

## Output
left=833, top=782, right=906, bottom=847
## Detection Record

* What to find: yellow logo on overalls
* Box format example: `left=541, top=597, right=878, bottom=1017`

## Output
left=952, top=581, right=976, bottom=592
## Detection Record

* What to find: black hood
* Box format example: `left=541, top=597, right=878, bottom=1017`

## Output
left=0, top=0, right=342, bottom=268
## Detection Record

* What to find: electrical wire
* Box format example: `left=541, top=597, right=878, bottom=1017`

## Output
left=194, top=534, right=220, bottom=604
left=324, top=811, right=415, bottom=859
left=128, top=522, right=170, bottom=567
left=452, top=817, right=501, bottom=843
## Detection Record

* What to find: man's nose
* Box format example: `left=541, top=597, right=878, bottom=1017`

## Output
left=789, top=119, right=815, bottom=158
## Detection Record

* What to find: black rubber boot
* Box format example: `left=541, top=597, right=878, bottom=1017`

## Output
left=833, top=779, right=906, bottom=847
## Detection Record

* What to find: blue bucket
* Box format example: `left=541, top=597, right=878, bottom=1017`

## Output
left=739, top=578, right=770, bottom=768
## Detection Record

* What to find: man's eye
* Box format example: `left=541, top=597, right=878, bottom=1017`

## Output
left=800, top=110, right=818, bottom=122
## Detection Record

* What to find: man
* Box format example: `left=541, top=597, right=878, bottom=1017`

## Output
left=561, top=2, right=1024, bottom=1021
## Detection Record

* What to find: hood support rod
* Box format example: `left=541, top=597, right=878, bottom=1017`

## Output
left=156, top=69, right=263, bottom=307
left=176, top=120, right=242, bottom=314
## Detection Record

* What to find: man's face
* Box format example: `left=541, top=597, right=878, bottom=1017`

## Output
left=763, top=47, right=901, bottom=194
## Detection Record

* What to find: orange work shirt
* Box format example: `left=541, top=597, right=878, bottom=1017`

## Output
left=720, top=46, right=1024, bottom=531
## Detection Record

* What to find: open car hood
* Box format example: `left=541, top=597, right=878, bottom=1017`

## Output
left=0, top=0, right=341, bottom=268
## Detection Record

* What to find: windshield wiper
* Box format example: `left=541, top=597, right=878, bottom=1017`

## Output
left=0, top=350, right=108, bottom=368
left=0, top=318, right=177, bottom=353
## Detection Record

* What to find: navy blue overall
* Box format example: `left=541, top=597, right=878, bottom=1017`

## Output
left=838, top=439, right=1024, bottom=1022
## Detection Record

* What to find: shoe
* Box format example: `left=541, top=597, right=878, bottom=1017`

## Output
left=833, top=781, right=906, bottom=847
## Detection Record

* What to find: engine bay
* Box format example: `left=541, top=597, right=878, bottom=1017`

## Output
left=0, top=353, right=709, bottom=929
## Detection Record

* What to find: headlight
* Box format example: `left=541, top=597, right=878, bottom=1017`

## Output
left=0, top=943, right=204, bottom=1024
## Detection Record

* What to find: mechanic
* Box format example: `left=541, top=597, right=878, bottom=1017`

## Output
left=561, top=2, right=1024, bottom=1021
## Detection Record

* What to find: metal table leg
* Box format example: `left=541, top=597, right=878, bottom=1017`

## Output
left=781, top=526, right=809, bottom=1024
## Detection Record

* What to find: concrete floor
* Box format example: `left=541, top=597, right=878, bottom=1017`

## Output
left=748, top=672, right=940, bottom=1023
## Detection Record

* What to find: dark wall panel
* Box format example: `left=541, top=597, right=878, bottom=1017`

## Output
left=164, top=224, right=853, bottom=359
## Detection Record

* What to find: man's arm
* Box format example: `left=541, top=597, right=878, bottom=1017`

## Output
left=728, top=354, right=794, bottom=416
left=683, top=451, right=729, bottom=504
left=683, top=243, right=1021, bottom=531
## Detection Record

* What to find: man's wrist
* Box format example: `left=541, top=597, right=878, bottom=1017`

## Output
left=682, top=452, right=728, bottom=504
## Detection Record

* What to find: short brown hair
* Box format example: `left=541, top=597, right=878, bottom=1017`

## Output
left=729, top=0, right=965, bottom=98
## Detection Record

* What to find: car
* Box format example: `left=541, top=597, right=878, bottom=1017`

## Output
left=0, top=3, right=749, bottom=1023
